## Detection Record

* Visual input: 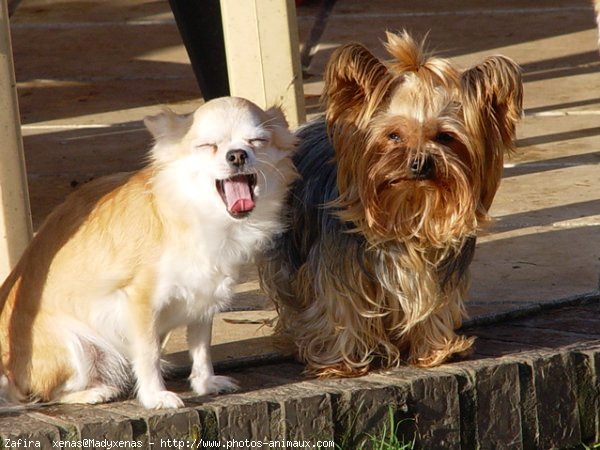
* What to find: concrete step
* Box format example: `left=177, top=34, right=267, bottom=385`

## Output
left=1, top=297, right=598, bottom=449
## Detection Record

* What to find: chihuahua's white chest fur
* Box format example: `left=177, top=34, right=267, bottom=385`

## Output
left=153, top=222, right=255, bottom=332
left=0, top=97, right=296, bottom=409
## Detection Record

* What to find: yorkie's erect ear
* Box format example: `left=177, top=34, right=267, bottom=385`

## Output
left=461, top=56, right=523, bottom=210
left=323, top=44, right=394, bottom=129
left=461, top=56, right=523, bottom=147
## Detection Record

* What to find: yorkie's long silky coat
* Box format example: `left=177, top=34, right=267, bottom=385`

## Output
left=259, top=32, right=523, bottom=377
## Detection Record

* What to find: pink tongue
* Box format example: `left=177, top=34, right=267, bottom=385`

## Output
left=224, top=178, right=255, bottom=214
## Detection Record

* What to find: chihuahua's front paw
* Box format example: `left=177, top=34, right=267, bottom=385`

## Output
left=138, top=390, right=184, bottom=409
left=191, top=375, right=239, bottom=396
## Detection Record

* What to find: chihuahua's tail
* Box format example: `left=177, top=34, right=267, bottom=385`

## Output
left=0, top=374, right=54, bottom=412
left=0, top=373, right=21, bottom=407
left=0, top=271, right=18, bottom=407
left=0, top=374, right=10, bottom=404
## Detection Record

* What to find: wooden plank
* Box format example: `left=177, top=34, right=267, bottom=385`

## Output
left=220, top=0, right=306, bottom=128
left=0, top=0, right=32, bottom=280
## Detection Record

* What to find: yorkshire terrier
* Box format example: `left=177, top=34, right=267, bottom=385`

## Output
left=259, top=32, right=523, bottom=377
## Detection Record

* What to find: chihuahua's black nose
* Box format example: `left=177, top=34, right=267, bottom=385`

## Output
left=410, top=155, right=435, bottom=180
left=226, top=149, right=248, bottom=168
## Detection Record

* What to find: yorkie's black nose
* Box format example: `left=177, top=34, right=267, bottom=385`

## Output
left=410, top=155, right=435, bottom=180
left=226, top=149, right=248, bottom=168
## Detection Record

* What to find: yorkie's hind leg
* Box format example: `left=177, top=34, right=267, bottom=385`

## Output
left=406, top=298, right=474, bottom=367
left=312, top=362, right=370, bottom=379
left=410, top=333, right=474, bottom=368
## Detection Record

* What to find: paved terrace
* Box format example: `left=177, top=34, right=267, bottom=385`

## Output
left=1, top=0, right=599, bottom=448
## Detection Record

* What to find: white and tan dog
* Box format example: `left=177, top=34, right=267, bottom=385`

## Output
left=0, top=97, right=296, bottom=409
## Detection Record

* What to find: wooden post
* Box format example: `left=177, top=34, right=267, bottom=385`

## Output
left=219, top=0, right=306, bottom=128
left=0, top=0, right=32, bottom=280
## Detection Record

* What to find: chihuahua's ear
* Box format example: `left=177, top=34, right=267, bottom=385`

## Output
left=461, top=56, right=523, bottom=149
left=265, top=106, right=296, bottom=151
left=144, top=108, right=193, bottom=143
left=324, top=43, right=394, bottom=129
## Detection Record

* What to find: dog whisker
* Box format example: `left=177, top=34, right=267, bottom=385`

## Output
left=255, top=157, right=291, bottom=184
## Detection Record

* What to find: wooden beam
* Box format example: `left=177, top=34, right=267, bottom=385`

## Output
left=220, top=0, right=305, bottom=128
left=168, top=0, right=230, bottom=100
left=0, top=0, right=32, bottom=279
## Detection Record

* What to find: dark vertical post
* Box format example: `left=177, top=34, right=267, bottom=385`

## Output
left=168, top=0, right=230, bottom=99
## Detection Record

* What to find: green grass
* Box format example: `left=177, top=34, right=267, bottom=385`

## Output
left=318, top=405, right=417, bottom=450
left=364, top=407, right=416, bottom=450
left=316, top=403, right=600, bottom=450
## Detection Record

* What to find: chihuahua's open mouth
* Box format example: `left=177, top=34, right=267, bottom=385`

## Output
left=216, top=173, right=257, bottom=218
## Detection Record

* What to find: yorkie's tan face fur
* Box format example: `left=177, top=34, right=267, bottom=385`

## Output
left=330, top=32, right=522, bottom=250
left=260, top=32, right=522, bottom=377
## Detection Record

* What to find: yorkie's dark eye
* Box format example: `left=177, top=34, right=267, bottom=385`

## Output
left=388, top=132, right=402, bottom=143
left=435, top=132, right=454, bottom=145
